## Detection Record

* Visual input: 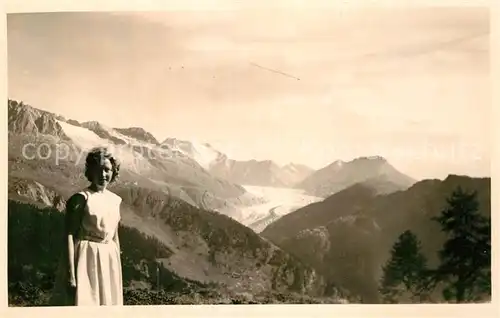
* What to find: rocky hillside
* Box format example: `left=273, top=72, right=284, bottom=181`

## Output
left=261, top=175, right=491, bottom=302
left=112, top=183, right=329, bottom=296
left=8, top=100, right=68, bottom=139
left=8, top=176, right=66, bottom=211
left=295, top=156, right=416, bottom=198
left=7, top=175, right=348, bottom=305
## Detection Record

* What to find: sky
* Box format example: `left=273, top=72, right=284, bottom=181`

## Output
left=7, top=6, right=490, bottom=180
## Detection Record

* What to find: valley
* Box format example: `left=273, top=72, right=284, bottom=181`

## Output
left=7, top=99, right=491, bottom=305
left=235, top=185, right=323, bottom=233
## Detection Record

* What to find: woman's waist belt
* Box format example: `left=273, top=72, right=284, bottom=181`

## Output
left=78, top=230, right=112, bottom=244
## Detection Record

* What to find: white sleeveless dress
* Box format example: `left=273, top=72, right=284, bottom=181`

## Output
left=51, top=189, right=123, bottom=306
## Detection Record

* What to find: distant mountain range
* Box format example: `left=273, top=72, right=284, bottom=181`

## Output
left=8, top=99, right=319, bottom=191
left=295, top=156, right=417, bottom=198
left=209, top=156, right=315, bottom=188
left=8, top=98, right=420, bottom=207
left=162, top=137, right=315, bottom=187
left=7, top=99, right=267, bottom=220
left=6, top=98, right=423, bottom=237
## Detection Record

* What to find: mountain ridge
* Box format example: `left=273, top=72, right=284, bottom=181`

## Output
left=295, top=155, right=416, bottom=197
left=7, top=99, right=265, bottom=221
left=6, top=99, right=315, bottom=190
left=261, top=174, right=490, bottom=302
left=209, top=155, right=315, bottom=188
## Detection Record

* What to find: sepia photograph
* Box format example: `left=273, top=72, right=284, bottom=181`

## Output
left=5, top=1, right=493, bottom=309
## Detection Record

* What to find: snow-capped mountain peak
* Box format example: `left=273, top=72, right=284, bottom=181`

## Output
left=114, top=127, right=160, bottom=145
left=161, top=138, right=223, bottom=170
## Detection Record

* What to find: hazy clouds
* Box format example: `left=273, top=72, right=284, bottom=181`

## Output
left=7, top=7, right=490, bottom=180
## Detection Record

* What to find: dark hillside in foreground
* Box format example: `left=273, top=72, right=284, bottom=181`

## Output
left=8, top=200, right=205, bottom=306
left=8, top=199, right=349, bottom=306
left=261, top=175, right=490, bottom=302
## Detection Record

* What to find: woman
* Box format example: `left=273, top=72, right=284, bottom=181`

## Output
left=51, top=146, right=123, bottom=306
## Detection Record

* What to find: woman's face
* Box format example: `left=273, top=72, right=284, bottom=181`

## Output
left=89, top=157, right=113, bottom=189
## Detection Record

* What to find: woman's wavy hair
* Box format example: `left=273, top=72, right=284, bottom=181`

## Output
left=84, top=146, right=121, bottom=184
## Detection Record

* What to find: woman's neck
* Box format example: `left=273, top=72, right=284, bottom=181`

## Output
left=88, top=183, right=106, bottom=193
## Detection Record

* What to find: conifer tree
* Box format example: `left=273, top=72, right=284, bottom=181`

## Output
left=432, top=186, right=491, bottom=303
left=379, top=230, right=428, bottom=303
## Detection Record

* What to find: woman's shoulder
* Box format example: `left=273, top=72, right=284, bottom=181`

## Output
left=70, top=188, right=90, bottom=200
left=66, top=190, right=88, bottom=210
left=104, top=189, right=122, bottom=203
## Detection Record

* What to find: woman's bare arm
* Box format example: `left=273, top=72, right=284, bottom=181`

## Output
left=113, top=199, right=123, bottom=255
left=113, top=227, right=121, bottom=253
left=64, top=193, right=85, bottom=286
